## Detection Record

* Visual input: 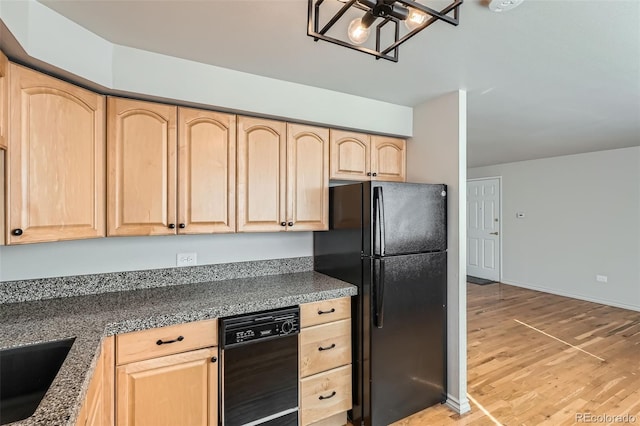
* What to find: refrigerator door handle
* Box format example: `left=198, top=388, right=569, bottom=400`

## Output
left=373, top=186, right=386, bottom=257
left=374, top=259, right=385, bottom=328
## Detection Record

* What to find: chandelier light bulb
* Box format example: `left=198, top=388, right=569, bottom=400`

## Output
left=347, top=18, right=371, bottom=44
left=404, top=6, right=428, bottom=31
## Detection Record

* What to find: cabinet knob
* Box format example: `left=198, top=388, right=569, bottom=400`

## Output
left=288, top=222, right=294, bottom=227
left=367, top=172, right=372, bottom=176
left=179, top=223, right=186, bottom=229
left=211, top=356, right=217, bottom=363
left=12, top=228, right=23, bottom=236
left=168, top=223, right=176, bottom=229
left=280, top=222, right=287, bottom=227
left=372, top=172, right=377, bottom=177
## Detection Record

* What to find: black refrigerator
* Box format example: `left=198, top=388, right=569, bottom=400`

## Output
left=314, top=181, right=447, bottom=426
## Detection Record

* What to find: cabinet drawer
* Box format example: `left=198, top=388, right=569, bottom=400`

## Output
left=300, top=319, right=351, bottom=378
left=116, top=319, right=217, bottom=365
left=300, top=365, right=352, bottom=425
left=309, top=412, right=347, bottom=426
left=300, top=297, right=350, bottom=328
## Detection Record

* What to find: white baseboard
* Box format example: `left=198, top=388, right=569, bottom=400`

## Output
left=445, top=394, right=471, bottom=414
left=500, top=279, right=640, bottom=312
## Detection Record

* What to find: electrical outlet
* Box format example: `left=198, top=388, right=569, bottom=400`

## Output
left=596, top=275, right=608, bottom=283
left=177, top=252, right=197, bottom=267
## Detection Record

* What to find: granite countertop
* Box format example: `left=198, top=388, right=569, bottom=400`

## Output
left=0, top=271, right=357, bottom=426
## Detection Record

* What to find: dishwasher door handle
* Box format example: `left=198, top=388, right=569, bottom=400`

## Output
left=253, top=315, right=274, bottom=322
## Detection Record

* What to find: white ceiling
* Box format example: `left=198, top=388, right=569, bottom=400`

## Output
left=39, top=0, right=640, bottom=167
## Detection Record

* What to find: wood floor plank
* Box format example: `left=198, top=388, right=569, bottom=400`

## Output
left=390, top=283, right=640, bottom=426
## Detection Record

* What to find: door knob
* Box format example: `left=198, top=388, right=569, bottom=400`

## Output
left=490, top=232, right=499, bottom=235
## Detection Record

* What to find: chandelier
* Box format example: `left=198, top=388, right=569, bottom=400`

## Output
left=307, top=0, right=463, bottom=62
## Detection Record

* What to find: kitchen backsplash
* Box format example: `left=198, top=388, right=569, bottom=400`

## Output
left=0, top=256, right=313, bottom=304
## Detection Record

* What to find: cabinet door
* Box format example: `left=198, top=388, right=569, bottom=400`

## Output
left=178, top=108, right=235, bottom=234
left=287, top=124, right=329, bottom=231
left=300, top=365, right=352, bottom=425
left=371, top=136, right=406, bottom=182
left=8, top=64, right=105, bottom=244
left=237, top=116, right=287, bottom=232
left=116, top=347, right=218, bottom=426
left=0, top=151, right=4, bottom=246
left=329, top=130, right=370, bottom=181
left=76, top=336, right=114, bottom=426
left=108, top=97, right=177, bottom=236
left=0, top=50, right=7, bottom=149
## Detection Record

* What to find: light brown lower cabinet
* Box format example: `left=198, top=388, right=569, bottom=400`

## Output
left=300, top=365, right=352, bottom=426
left=77, top=304, right=352, bottom=426
left=299, top=297, right=353, bottom=426
left=76, top=336, right=115, bottom=426
left=114, top=319, right=219, bottom=426
left=116, top=347, right=218, bottom=426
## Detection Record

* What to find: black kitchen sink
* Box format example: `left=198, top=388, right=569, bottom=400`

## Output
left=0, top=337, right=75, bottom=425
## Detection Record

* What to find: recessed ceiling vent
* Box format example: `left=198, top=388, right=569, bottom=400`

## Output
left=488, top=0, right=524, bottom=12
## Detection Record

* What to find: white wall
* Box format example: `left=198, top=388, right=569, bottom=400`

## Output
left=0, top=0, right=412, bottom=136
left=0, top=232, right=313, bottom=281
left=469, top=147, right=640, bottom=311
left=0, top=0, right=413, bottom=282
left=408, top=91, right=469, bottom=414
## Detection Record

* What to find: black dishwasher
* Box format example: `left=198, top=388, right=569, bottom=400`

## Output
left=220, top=307, right=299, bottom=426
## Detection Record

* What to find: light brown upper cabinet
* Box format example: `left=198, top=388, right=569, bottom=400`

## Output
left=237, top=117, right=328, bottom=232
left=330, top=130, right=370, bottom=181
left=286, top=123, right=329, bottom=231
left=0, top=50, right=7, bottom=150
left=330, top=130, right=406, bottom=182
left=7, top=64, right=106, bottom=244
left=107, top=97, right=177, bottom=236
left=108, top=99, right=236, bottom=236
left=178, top=108, right=236, bottom=234
left=370, top=135, right=406, bottom=182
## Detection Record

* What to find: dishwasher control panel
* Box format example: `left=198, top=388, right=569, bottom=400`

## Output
left=221, top=307, right=300, bottom=347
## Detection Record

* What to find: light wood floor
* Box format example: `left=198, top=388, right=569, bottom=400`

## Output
left=390, top=283, right=640, bottom=426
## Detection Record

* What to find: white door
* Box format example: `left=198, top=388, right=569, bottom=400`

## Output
left=467, top=178, right=501, bottom=281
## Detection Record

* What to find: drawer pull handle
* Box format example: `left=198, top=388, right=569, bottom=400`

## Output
left=156, top=336, right=184, bottom=345
left=318, top=308, right=336, bottom=315
left=319, top=391, right=337, bottom=400
left=318, top=343, right=336, bottom=351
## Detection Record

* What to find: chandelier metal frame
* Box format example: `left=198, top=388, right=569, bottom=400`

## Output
left=307, top=0, right=463, bottom=62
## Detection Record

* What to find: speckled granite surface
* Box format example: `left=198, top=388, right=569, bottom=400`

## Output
left=0, top=271, right=356, bottom=426
left=0, top=256, right=313, bottom=304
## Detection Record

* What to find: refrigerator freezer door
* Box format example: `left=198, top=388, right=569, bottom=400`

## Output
left=368, top=252, right=446, bottom=426
left=369, top=182, right=446, bottom=256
